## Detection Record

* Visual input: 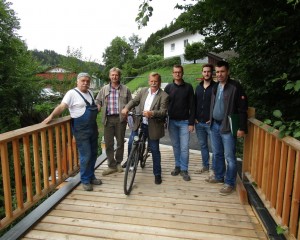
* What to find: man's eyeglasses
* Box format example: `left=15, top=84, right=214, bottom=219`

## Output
left=173, top=72, right=182, bottom=74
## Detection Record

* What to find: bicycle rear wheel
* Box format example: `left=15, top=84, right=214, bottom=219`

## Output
left=124, top=145, right=139, bottom=195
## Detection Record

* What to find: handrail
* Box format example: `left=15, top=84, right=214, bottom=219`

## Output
left=243, top=116, right=300, bottom=239
left=0, top=116, right=79, bottom=230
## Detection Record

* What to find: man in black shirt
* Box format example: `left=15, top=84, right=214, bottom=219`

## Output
left=164, top=65, right=195, bottom=181
left=195, top=64, right=216, bottom=175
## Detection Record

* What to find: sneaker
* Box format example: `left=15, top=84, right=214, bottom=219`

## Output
left=91, top=178, right=102, bottom=185
left=171, top=166, right=181, bottom=176
left=122, top=161, right=127, bottom=168
left=82, top=183, right=93, bottom=191
left=155, top=175, right=162, bottom=185
left=219, top=184, right=234, bottom=196
left=102, top=167, right=118, bottom=176
left=194, top=166, right=209, bottom=174
left=180, top=170, right=191, bottom=181
left=117, top=164, right=124, bottom=173
left=205, top=176, right=224, bottom=184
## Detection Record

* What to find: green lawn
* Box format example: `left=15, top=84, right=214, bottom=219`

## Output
left=126, top=63, right=204, bottom=92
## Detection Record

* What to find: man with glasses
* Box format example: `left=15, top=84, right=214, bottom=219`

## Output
left=164, top=65, right=195, bottom=181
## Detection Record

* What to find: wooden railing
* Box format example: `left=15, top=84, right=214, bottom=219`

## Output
left=0, top=116, right=79, bottom=230
left=243, top=115, right=300, bottom=239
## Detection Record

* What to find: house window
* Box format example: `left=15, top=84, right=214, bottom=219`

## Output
left=184, top=39, right=189, bottom=47
left=171, top=43, right=175, bottom=51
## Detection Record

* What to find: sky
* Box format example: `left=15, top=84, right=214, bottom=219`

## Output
left=9, top=0, right=194, bottom=64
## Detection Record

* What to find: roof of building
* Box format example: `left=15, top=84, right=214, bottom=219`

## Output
left=207, top=51, right=238, bottom=61
left=160, top=28, right=186, bottom=41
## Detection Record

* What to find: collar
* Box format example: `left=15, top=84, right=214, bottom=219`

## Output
left=148, top=88, right=159, bottom=95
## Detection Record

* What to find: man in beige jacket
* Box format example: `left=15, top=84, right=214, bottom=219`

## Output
left=121, top=72, right=169, bottom=184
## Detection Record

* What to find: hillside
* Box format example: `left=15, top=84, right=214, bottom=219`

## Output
left=126, top=63, right=204, bottom=92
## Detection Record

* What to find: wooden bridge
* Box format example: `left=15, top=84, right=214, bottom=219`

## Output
left=1, top=112, right=300, bottom=239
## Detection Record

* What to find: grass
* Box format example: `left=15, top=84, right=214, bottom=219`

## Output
left=125, top=63, right=204, bottom=92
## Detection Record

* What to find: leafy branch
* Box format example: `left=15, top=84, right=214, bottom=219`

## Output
left=264, top=110, right=300, bottom=140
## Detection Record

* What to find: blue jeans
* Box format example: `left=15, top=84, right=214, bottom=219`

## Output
left=142, top=124, right=161, bottom=176
left=195, top=122, right=214, bottom=170
left=168, top=119, right=190, bottom=171
left=210, top=121, right=237, bottom=187
left=128, top=130, right=138, bottom=156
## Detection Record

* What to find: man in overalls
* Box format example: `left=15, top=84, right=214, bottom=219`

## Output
left=43, top=73, right=101, bottom=191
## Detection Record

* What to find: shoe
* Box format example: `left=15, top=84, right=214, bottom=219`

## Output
left=91, top=178, right=102, bottom=185
left=82, top=183, right=93, bottom=191
left=122, top=161, right=127, bottom=168
left=205, top=176, right=224, bottom=184
left=155, top=175, right=162, bottom=185
left=171, top=166, right=181, bottom=176
left=180, top=170, right=191, bottom=181
left=102, top=167, right=118, bottom=176
left=194, top=166, right=209, bottom=174
left=117, top=164, right=124, bottom=173
left=219, top=184, right=234, bottom=195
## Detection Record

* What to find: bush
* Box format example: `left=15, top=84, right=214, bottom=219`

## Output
left=137, top=57, right=181, bottom=74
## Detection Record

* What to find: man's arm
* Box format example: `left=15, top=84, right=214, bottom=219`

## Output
left=43, top=103, right=68, bottom=124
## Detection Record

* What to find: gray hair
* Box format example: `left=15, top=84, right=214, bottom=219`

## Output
left=109, top=67, right=122, bottom=76
left=77, top=72, right=91, bottom=80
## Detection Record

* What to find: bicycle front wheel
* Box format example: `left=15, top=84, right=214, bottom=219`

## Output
left=124, top=145, right=139, bottom=195
left=140, top=141, right=150, bottom=169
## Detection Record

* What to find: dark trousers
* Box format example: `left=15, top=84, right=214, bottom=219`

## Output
left=104, top=115, right=127, bottom=168
left=141, top=124, right=161, bottom=176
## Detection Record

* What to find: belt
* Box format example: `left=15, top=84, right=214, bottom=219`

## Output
left=107, top=114, right=119, bottom=117
left=213, top=119, right=223, bottom=125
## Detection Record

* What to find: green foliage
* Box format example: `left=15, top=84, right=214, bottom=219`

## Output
left=265, top=110, right=300, bottom=140
left=102, top=37, right=135, bottom=81
left=184, top=42, right=207, bottom=63
left=276, top=225, right=287, bottom=235
left=174, top=0, right=300, bottom=123
left=0, top=0, right=43, bottom=132
left=137, top=57, right=181, bottom=75
left=126, top=63, right=203, bottom=92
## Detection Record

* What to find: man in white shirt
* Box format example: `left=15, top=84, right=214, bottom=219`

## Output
left=121, top=72, right=169, bottom=184
left=43, top=73, right=101, bottom=191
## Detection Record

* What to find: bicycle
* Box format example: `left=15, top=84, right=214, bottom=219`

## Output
left=124, top=113, right=151, bottom=195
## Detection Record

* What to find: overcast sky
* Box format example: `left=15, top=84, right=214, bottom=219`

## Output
left=9, top=0, right=194, bottom=64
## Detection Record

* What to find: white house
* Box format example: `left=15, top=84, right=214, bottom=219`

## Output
left=160, top=28, right=208, bottom=64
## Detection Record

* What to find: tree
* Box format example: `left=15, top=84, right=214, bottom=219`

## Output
left=0, top=0, right=42, bottom=132
left=102, top=37, right=135, bottom=81
left=128, top=34, right=142, bottom=57
left=184, top=42, right=207, bottom=64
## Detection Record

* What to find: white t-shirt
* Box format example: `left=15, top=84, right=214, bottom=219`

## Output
left=62, top=88, right=94, bottom=118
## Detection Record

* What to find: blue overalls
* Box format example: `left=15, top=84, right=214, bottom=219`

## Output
left=72, top=89, right=98, bottom=184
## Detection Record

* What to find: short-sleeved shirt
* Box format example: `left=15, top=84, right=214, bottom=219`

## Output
left=62, top=88, right=93, bottom=118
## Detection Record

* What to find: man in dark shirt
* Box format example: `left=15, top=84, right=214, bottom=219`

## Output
left=164, top=65, right=195, bottom=181
left=206, top=61, right=248, bottom=196
left=194, top=64, right=216, bottom=175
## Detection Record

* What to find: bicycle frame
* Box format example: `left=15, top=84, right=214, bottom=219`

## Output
left=124, top=113, right=150, bottom=195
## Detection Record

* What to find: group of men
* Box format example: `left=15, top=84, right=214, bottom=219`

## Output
left=43, top=60, right=248, bottom=196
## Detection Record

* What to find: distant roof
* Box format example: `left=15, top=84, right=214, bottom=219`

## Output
left=160, top=28, right=186, bottom=41
left=207, top=51, right=238, bottom=60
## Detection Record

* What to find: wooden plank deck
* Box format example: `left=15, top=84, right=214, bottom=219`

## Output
left=22, top=144, right=267, bottom=240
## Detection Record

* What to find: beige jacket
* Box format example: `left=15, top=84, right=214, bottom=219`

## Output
left=96, top=83, right=132, bottom=125
left=125, top=87, right=169, bottom=140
